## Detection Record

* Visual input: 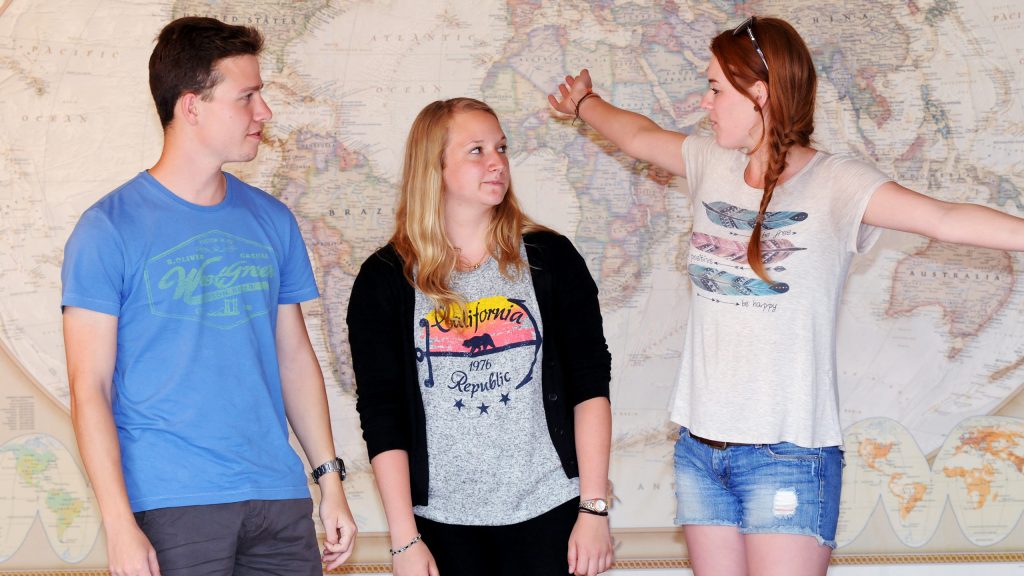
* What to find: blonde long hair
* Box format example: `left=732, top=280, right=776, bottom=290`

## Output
left=710, top=17, right=816, bottom=282
left=390, top=97, right=547, bottom=319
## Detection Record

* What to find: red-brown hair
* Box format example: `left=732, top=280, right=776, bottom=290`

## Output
left=710, top=17, right=816, bottom=282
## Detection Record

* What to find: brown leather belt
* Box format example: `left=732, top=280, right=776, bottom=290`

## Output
left=690, top=432, right=754, bottom=450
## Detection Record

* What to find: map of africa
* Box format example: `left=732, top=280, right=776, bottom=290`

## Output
left=1, top=0, right=1022, bottom=567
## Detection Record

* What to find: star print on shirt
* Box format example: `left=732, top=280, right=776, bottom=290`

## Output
left=478, top=402, right=490, bottom=415
left=499, top=393, right=511, bottom=406
left=454, top=399, right=465, bottom=411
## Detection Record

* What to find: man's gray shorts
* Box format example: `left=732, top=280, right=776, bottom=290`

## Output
left=133, top=498, right=320, bottom=575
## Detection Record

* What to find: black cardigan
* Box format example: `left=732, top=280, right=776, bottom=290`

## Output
left=346, top=231, right=611, bottom=506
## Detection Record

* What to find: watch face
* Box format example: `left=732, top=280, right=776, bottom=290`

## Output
left=583, top=499, right=607, bottom=512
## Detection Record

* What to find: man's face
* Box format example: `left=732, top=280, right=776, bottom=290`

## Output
left=193, top=54, right=271, bottom=164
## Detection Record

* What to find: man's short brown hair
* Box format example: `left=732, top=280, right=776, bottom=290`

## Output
left=148, top=17, right=264, bottom=129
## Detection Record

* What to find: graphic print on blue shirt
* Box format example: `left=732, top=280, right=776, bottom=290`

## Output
left=687, top=201, right=810, bottom=298
left=144, top=229, right=276, bottom=329
left=415, top=296, right=542, bottom=418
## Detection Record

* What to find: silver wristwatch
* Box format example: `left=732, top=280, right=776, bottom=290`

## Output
left=578, top=498, right=609, bottom=516
left=311, top=457, right=347, bottom=484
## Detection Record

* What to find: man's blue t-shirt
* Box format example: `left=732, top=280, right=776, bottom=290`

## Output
left=62, top=171, right=320, bottom=512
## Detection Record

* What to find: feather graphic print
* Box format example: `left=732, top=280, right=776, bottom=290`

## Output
left=691, top=232, right=806, bottom=264
left=703, top=201, right=808, bottom=230
left=688, top=264, right=789, bottom=296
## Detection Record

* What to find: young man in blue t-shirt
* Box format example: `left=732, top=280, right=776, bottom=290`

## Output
left=61, top=17, right=356, bottom=575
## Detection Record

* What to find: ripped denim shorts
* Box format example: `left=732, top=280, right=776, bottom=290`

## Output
left=673, top=427, right=844, bottom=548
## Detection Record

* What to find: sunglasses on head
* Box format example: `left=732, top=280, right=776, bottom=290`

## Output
left=733, top=16, right=770, bottom=74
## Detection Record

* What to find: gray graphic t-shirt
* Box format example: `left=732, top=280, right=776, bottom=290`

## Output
left=412, top=245, right=578, bottom=524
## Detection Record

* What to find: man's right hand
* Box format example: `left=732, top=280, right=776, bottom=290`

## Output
left=107, top=522, right=160, bottom=576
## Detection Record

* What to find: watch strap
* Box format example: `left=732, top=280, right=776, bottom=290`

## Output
left=311, top=457, right=346, bottom=484
left=578, top=498, right=609, bottom=516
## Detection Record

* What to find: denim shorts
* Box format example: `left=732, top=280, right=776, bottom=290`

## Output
left=673, top=427, right=843, bottom=548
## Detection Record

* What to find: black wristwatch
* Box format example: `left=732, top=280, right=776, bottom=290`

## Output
left=311, top=457, right=346, bottom=484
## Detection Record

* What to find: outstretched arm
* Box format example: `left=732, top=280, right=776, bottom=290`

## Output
left=65, top=306, right=161, bottom=576
left=277, top=303, right=357, bottom=570
left=863, top=182, right=1024, bottom=250
left=549, top=68, right=688, bottom=177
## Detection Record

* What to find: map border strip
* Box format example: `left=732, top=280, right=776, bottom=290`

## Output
left=4, top=553, right=1024, bottom=575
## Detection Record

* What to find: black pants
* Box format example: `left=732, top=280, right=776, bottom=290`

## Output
left=415, top=497, right=579, bottom=576
left=133, top=499, right=320, bottom=575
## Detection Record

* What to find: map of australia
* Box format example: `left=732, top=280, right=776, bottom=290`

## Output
left=887, top=241, right=1014, bottom=358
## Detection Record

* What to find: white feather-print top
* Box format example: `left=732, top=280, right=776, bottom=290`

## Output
left=670, top=135, right=890, bottom=447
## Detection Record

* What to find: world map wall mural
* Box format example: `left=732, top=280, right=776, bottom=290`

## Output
left=1, top=0, right=1022, bottom=569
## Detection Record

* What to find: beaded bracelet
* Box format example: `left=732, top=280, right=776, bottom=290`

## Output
left=390, top=533, right=422, bottom=556
left=572, top=91, right=601, bottom=126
